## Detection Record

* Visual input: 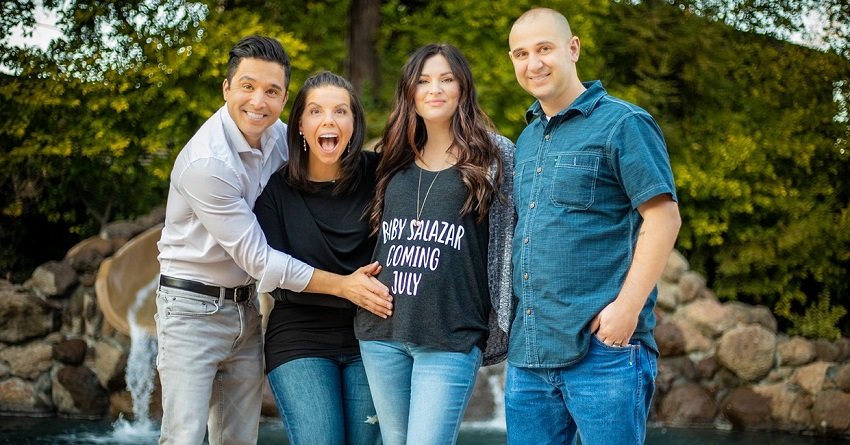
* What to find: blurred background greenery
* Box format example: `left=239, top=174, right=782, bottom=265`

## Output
left=1, top=0, right=848, bottom=337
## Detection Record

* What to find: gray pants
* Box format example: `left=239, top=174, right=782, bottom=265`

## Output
left=155, top=286, right=264, bottom=445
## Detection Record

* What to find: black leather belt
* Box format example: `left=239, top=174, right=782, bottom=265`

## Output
left=159, top=275, right=254, bottom=303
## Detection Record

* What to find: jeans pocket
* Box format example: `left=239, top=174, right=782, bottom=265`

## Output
left=163, top=293, right=219, bottom=318
left=591, top=333, right=633, bottom=351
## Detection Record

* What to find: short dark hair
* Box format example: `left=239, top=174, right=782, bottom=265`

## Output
left=286, top=71, right=367, bottom=195
left=227, top=35, right=291, bottom=89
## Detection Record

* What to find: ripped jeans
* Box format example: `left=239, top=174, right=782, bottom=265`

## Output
left=267, top=355, right=381, bottom=445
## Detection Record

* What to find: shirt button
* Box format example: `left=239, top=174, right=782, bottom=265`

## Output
left=536, top=167, right=542, bottom=174
left=526, top=308, right=532, bottom=315
left=523, top=272, right=529, bottom=280
left=530, top=202, right=536, bottom=209
left=523, top=237, right=529, bottom=244
left=544, top=134, right=550, bottom=141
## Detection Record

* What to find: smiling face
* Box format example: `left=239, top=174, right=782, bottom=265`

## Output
left=299, top=85, right=355, bottom=179
left=508, top=11, right=582, bottom=115
left=222, top=57, right=288, bottom=148
left=414, top=54, right=460, bottom=127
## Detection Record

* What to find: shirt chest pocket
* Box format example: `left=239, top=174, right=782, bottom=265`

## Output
left=550, top=153, right=601, bottom=209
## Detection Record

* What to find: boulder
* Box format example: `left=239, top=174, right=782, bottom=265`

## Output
left=52, top=338, right=88, bottom=366
left=812, top=390, right=850, bottom=433
left=777, top=336, right=816, bottom=367
left=656, top=280, right=680, bottom=311
left=728, top=302, right=778, bottom=333
left=0, top=342, right=54, bottom=380
left=100, top=220, right=146, bottom=243
left=813, top=339, right=841, bottom=363
left=0, top=287, right=58, bottom=343
left=92, top=340, right=127, bottom=392
left=0, top=377, right=53, bottom=414
left=671, top=318, right=714, bottom=354
left=680, top=298, right=737, bottom=338
left=659, top=383, right=717, bottom=426
left=677, top=271, right=706, bottom=304
left=656, top=321, right=686, bottom=357
left=53, top=365, right=110, bottom=417
left=716, top=325, right=776, bottom=381
left=834, top=363, right=850, bottom=392
left=65, top=237, right=114, bottom=273
left=662, top=250, right=689, bottom=283
left=721, top=386, right=772, bottom=430
left=27, top=260, right=78, bottom=298
left=752, top=383, right=812, bottom=430
left=791, top=362, right=833, bottom=395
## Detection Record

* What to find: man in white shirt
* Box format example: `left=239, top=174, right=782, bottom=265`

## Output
left=155, top=35, right=392, bottom=445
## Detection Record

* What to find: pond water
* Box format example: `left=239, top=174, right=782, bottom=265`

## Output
left=0, top=416, right=846, bottom=445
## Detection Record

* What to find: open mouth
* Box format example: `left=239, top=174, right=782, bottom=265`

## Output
left=318, top=134, right=339, bottom=153
left=245, top=111, right=265, bottom=120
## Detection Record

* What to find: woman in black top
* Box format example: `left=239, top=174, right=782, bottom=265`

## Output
left=254, top=71, right=382, bottom=445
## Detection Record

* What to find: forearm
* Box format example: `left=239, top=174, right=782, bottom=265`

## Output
left=615, top=198, right=681, bottom=311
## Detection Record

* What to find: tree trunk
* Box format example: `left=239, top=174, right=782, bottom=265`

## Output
left=347, top=0, right=381, bottom=102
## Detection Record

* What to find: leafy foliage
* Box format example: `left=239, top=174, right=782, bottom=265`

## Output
left=1, top=0, right=848, bottom=336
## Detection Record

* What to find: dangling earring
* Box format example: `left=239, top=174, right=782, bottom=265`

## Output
left=347, top=140, right=351, bottom=153
left=300, top=132, right=306, bottom=152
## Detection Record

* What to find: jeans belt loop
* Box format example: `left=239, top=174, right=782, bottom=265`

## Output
left=218, top=286, right=225, bottom=307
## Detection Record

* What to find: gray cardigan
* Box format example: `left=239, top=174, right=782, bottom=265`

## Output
left=483, top=134, right=515, bottom=366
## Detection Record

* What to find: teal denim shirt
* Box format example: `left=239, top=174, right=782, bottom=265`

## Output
left=509, top=81, right=677, bottom=368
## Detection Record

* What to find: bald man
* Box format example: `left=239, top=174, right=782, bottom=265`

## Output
left=505, top=8, right=681, bottom=444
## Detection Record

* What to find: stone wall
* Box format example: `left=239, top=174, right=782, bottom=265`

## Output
left=2, top=212, right=849, bottom=439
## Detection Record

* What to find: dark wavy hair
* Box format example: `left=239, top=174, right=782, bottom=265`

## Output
left=368, top=43, right=503, bottom=233
left=227, top=35, right=291, bottom=90
left=286, top=71, right=367, bottom=195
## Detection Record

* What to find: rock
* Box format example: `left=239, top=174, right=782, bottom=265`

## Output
left=465, top=370, right=497, bottom=422
left=100, top=221, right=146, bottom=243
left=27, top=260, right=78, bottom=298
left=716, top=325, right=776, bottom=382
left=662, top=250, right=689, bottom=283
left=834, top=363, right=850, bottom=392
left=791, top=362, right=833, bottom=395
left=110, top=390, right=134, bottom=420
left=728, top=302, right=778, bottom=333
left=721, top=386, right=772, bottom=430
left=65, top=237, right=114, bottom=273
left=0, top=377, right=53, bottom=414
left=777, top=336, right=816, bottom=367
left=657, top=357, right=698, bottom=395
left=92, top=340, right=127, bottom=392
left=812, top=390, right=850, bottom=433
left=696, top=355, right=720, bottom=380
left=678, top=271, right=706, bottom=304
left=0, top=342, right=54, bottom=379
left=752, top=383, right=812, bottom=431
left=54, top=365, right=110, bottom=417
left=671, top=318, right=714, bottom=354
left=680, top=298, right=736, bottom=338
left=656, top=280, right=680, bottom=311
left=53, top=339, right=88, bottom=365
left=659, top=383, right=717, bottom=426
left=656, top=321, right=686, bottom=357
left=0, top=287, right=58, bottom=343
left=134, top=208, right=166, bottom=228
left=813, top=339, right=841, bottom=363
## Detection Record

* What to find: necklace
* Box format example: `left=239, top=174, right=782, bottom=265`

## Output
left=414, top=166, right=441, bottom=228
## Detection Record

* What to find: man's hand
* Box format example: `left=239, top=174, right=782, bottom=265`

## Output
left=589, top=298, right=640, bottom=347
left=303, top=262, right=393, bottom=318
left=339, top=262, right=393, bottom=318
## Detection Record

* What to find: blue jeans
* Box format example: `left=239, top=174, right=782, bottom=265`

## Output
left=266, top=355, right=381, bottom=445
left=155, top=286, right=264, bottom=445
left=505, top=336, right=657, bottom=445
left=359, top=340, right=482, bottom=445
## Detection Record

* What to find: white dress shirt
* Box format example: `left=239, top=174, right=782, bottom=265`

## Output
left=157, top=105, right=313, bottom=292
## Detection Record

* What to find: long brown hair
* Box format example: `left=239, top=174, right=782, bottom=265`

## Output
left=368, top=43, right=503, bottom=233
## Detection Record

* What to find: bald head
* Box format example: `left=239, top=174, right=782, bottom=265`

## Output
left=510, top=8, right=573, bottom=43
